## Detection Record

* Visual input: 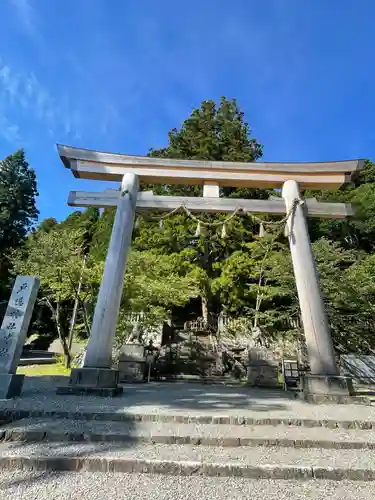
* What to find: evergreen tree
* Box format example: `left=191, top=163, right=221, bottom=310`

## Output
left=307, top=160, right=375, bottom=252
left=134, top=97, right=267, bottom=326
left=0, top=150, right=38, bottom=298
left=148, top=98, right=263, bottom=197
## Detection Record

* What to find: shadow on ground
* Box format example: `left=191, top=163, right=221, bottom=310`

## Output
left=0, top=376, right=295, bottom=489
left=120, top=382, right=292, bottom=412
left=1, top=470, right=67, bottom=492
left=17, top=376, right=292, bottom=412
left=0, top=417, right=138, bottom=490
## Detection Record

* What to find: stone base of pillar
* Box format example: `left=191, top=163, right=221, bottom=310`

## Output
left=0, top=373, right=25, bottom=399
left=56, top=368, right=123, bottom=397
left=299, top=374, right=369, bottom=405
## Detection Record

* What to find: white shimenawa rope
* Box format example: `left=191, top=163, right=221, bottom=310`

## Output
left=136, top=197, right=302, bottom=238
left=136, top=197, right=303, bottom=333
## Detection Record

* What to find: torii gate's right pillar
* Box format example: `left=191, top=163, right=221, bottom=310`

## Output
left=282, top=180, right=354, bottom=401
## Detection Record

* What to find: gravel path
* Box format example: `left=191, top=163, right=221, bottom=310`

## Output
left=1, top=379, right=375, bottom=425
left=3, top=417, right=375, bottom=448
left=0, top=470, right=374, bottom=499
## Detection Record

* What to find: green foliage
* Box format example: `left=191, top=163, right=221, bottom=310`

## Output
left=150, top=98, right=262, bottom=162
left=114, top=250, right=201, bottom=340
left=0, top=150, right=38, bottom=297
left=135, top=97, right=266, bottom=323
left=0, top=150, right=38, bottom=246
left=7, top=99, right=375, bottom=358
left=12, top=226, right=100, bottom=305
left=212, top=232, right=372, bottom=350
left=35, top=217, right=57, bottom=233
left=307, top=160, right=375, bottom=252
left=265, top=238, right=366, bottom=350
left=212, top=234, right=296, bottom=332
left=123, top=250, right=200, bottom=313
left=60, top=207, right=100, bottom=255
left=11, top=214, right=102, bottom=356
left=148, top=97, right=263, bottom=197
left=89, top=208, right=115, bottom=261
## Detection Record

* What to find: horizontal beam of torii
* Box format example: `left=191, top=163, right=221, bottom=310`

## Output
left=58, top=144, right=364, bottom=190
left=68, top=190, right=354, bottom=219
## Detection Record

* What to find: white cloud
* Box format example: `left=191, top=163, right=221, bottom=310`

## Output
left=0, top=1, right=316, bottom=155
left=9, top=0, right=40, bottom=41
left=0, top=60, right=83, bottom=143
left=0, top=112, right=20, bottom=143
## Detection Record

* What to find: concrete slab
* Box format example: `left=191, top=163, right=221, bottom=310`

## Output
left=56, top=368, right=123, bottom=397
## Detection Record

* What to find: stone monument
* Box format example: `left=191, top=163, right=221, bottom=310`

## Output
left=0, top=276, right=40, bottom=398
left=247, top=348, right=281, bottom=388
left=118, top=344, right=146, bottom=383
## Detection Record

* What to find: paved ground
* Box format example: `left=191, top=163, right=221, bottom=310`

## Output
left=0, top=470, right=374, bottom=500
left=1, top=377, right=375, bottom=424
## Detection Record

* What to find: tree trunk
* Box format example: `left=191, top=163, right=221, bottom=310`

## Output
left=201, top=289, right=218, bottom=330
left=43, top=298, right=72, bottom=368
left=67, top=254, right=87, bottom=359
left=200, top=239, right=218, bottom=330
left=79, top=300, right=91, bottom=338
left=63, top=348, right=72, bottom=368
left=54, top=301, right=71, bottom=368
left=201, top=295, right=209, bottom=325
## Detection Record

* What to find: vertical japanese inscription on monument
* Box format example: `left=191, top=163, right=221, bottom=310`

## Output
left=0, top=276, right=39, bottom=374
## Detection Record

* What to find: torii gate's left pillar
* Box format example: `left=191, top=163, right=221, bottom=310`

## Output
left=57, top=173, right=139, bottom=396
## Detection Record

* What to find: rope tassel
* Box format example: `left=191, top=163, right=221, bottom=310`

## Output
left=195, top=222, right=208, bottom=237
left=259, top=223, right=265, bottom=238
left=221, top=224, right=227, bottom=239
left=284, top=223, right=290, bottom=238
left=159, top=219, right=164, bottom=230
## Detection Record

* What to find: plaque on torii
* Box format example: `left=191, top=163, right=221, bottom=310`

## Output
left=56, top=144, right=364, bottom=400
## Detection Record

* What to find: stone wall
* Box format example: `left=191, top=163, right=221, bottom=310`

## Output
left=116, top=331, right=305, bottom=384
left=340, top=355, right=375, bottom=384
left=247, top=348, right=281, bottom=388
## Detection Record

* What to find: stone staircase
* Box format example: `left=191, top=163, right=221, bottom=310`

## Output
left=2, top=409, right=375, bottom=480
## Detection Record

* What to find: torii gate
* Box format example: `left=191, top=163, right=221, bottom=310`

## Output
left=56, top=144, right=364, bottom=399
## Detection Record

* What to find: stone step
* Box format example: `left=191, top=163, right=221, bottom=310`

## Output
left=2, top=408, right=375, bottom=429
left=2, top=417, right=375, bottom=450
left=19, top=358, right=57, bottom=366
left=1, top=440, right=375, bottom=480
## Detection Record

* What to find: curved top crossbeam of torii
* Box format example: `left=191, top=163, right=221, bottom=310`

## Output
left=58, top=144, right=364, bottom=220
left=58, top=144, right=364, bottom=190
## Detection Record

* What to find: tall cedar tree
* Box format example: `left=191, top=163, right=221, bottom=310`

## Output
left=0, top=150, right=38, bottom=299
left=133, top=98, right=266, bottom=325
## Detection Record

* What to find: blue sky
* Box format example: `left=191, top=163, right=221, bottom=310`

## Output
left=1, top=0, right=375, bottom=222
